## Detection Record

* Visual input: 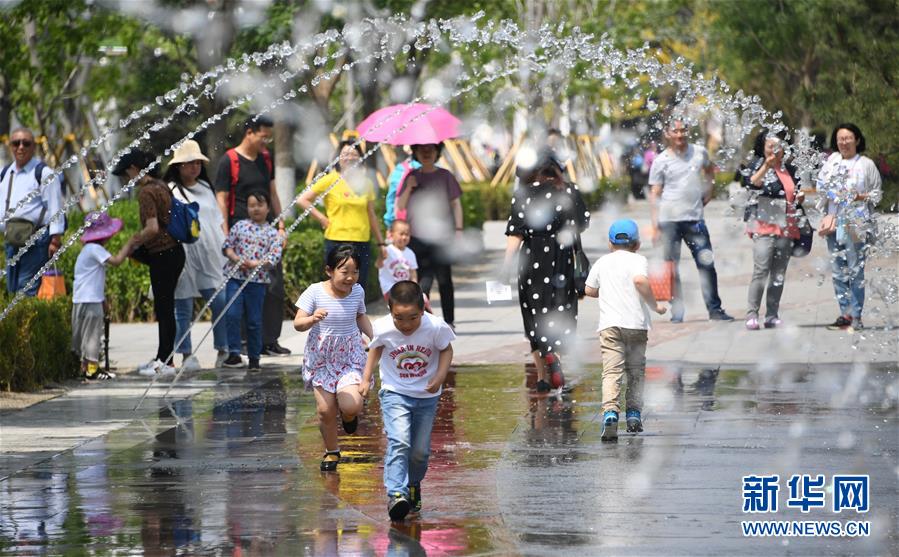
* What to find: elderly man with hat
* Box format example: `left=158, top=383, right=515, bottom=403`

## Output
left=0, top=127, right=65, bottom=296
left=111, top=149, right=185, bottom=377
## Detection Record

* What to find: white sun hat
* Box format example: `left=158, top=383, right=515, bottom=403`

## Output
left=169, top=140, right=210, bottom=165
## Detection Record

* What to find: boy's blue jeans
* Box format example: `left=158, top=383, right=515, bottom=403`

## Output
left=825, top=234, right=868, bottom=319
left=175, top=288, right=228, bottom=354
left=379, top=389, right=439, bottom=498
left=225, top=279, right=265, bottom=360
left=659, top=220, right=724, bottom=318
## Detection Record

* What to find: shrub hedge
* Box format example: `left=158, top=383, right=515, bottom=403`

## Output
left=0, top=293, right=80, bottom=391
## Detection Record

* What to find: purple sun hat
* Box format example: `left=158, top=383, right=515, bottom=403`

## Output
left=81, top=211, right=123, bottom=243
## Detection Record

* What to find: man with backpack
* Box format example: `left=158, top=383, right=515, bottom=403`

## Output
left=0, top=127, right=65, bottom=296
left=213, top=115, right=291, bottom=357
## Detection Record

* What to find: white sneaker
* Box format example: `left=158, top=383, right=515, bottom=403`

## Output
left=181, top=355, right=202, bottom=372
left=214, top=350, right=228, bottom=368
left=157, top=362, right=176, bottom=377
left=138, top=360, right=160, bottom=376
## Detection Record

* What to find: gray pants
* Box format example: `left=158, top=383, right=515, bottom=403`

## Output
left=747, top=234, right=793, bottom=318
left=72, top=302, right=103, bottom=362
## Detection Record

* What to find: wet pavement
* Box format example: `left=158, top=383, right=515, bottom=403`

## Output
left=1, top=362, right=896, bottom=556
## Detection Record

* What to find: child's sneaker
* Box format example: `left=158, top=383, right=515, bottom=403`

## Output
left=764, top=316, right=782, bottom=329
left=388, top=492, right=411, bottom=521
left=601, top=410, right=619, bottom=441
left=625, top=409, right=643, bottom=433
left=247, top=358, right=261, bottom=373
left=535, top=379, right=552, bottom=393
left=745, top=315, right=760, bottom=330
left=408, top=483, right=422, bottom=514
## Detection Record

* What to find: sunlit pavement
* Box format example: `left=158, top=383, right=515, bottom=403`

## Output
left=1, top=200, right=896, bottom=555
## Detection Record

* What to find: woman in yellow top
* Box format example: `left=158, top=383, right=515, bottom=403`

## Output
left=298, top=141, right=386, bottom=293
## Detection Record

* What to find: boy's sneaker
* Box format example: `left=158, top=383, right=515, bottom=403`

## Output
left=826, top=315, right=853, bottom=330
left=626, top=409, right=643, bottom=433
left=851, top=318, right=864, bottom=331
left=388, top=492, right=411, bottom=521
left=535, top=379, right=552, bottom=393
left=408, top=484, right=422, bottom=514
left=181, top=354, right=202, bottom=372
left=222, top=354, right=245, bottom=368
left=745, top=315, right=760, bottom=330
left=247, top=359, right=261, bottom=373
left=601, top=411, right=619, bottom=441
left=764, top=316, right=782, bottom=329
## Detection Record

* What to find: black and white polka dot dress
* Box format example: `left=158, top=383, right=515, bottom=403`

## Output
left=505, top=181, right=590, bottom=357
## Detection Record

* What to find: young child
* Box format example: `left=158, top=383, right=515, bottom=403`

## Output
left=377, top=219, right=418, bottom=301
left=222, top=191, right=283, bottom=373
left=361, top=280, right=455, bottom=521
left=294, top=244, right=373, bottom=472
left=72, top=211, right=133, bottom=380
left=584, top=219, right=666, bottom=441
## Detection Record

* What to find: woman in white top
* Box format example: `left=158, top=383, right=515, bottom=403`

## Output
left=816, top=123, right=882, bottom=331
left=164, top=140, right=229, bottom=369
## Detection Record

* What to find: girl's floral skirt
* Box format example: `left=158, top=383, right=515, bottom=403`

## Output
left=302, top=332, right=370, bottom=393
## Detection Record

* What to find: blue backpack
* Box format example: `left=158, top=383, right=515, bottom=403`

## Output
left=167, top=185, right=201, bottom=243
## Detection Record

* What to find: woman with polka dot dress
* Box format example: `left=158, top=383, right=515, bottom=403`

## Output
left=502, top=147, right=590, bottom=392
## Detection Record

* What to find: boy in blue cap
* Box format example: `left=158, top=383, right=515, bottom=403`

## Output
left=584, top=219, right=666, bottom=440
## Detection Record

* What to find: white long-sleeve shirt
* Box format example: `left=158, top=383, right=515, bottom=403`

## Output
left=0, top=157, right=65, bottom=236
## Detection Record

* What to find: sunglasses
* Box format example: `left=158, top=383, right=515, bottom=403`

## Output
left=10, top=139, right=34, bottom=148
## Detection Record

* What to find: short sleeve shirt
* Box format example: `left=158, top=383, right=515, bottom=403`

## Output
left=222, top=219, right=282, bottom=283
left=585, top=250, right=652, bottom=331
left=378, top=244, right=418, bottom=295
left=369, top=312, right=456, bottom=398
left=137, top=179, right=178, bottom=253
left=309, top=170, right=376, bottom=242
left=73, top=243, right=111, bottom=304
left=214, top=150, right=272, bottom=226
left=405, top=168, right=462, bottom=243
left=648, top=145, right=709, bottom=222
left=295, top=282, right=366, bottom=337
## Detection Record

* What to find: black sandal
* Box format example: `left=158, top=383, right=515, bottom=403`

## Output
left=320, top=450, right=341, bottom=472
left=342, top=415, right=359, bottom=434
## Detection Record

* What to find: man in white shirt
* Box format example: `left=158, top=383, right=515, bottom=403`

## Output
left=649, top=119, right=733, bottom=322
left=1, top=128, right=64, bottom=296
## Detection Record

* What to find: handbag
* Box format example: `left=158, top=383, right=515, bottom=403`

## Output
left=4, top=169, right=45, bottom=248
left=37, top=267, right=67, bottom=300
left=649, top=261, right=676, bottom=302
left=572, top=236, right=590, bottom=297
left=792, top=205, right=814, bottom=257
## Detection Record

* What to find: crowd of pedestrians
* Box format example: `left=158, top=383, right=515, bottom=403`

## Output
left=0, top=114, right=885, bottom=521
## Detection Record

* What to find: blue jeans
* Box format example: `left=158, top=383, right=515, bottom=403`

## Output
left=4, top=230, right=50, bottom=296
left=225, top=279, right=265, bottom=360
left=659, top=220, right=724, bottom=317
left=324, top=239, right=371, bottom=294
left=826, top=234, right=868, bottom=319
left=175, top=288, right=228, bottom=354
left=379, top=389, right=439, bottom=497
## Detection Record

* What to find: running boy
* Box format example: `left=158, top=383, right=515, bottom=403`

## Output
left=72, top=212, right=134, bottom=380
left=584, top=219, right=666, bottom=441
left=377, top=219, right=418, bottom=300
left=361, top=280, right=455, bottom=521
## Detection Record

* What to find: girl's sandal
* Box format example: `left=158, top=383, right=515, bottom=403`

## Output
left=320, top=450, right=341, bottom=472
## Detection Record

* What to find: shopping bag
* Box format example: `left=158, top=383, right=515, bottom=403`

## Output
left=649, top=261, right=676, bottom=302
left=37, top=268, right=67, bottom=300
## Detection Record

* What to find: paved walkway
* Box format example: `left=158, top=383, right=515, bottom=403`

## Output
left=1, top=200, right=896, bottom=555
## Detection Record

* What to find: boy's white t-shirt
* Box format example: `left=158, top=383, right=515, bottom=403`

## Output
left=585, top=250, right=652, bottom=331
left=378, top=244, right=418, bottom=295
left=369, top=312, right=456, bottom=398
left=73, top=243, right=111, bottom=304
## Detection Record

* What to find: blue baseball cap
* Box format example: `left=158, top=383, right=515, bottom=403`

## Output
left=608, top=219, right=639, bottom=245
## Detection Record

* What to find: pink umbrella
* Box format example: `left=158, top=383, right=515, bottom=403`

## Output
left=356, top=103, right=461, bottom=145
